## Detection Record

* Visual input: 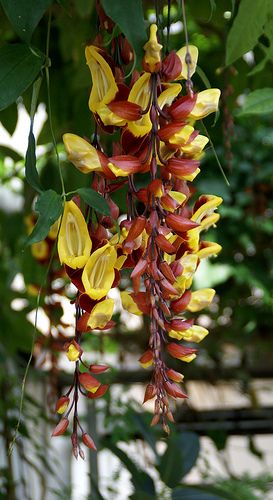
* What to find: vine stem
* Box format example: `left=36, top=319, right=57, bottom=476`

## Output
left=9, top=244, right=57, bottom=455
left=45, top=9, right=66, bottom=199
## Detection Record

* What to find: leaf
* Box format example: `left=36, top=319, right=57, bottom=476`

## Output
left=172, top=487, right=222, bottom=500
left=157, top=432, right=200, bottom=488
left=0, top=0, right=53, bottom=43
left=101, top=0, right=147, bottom=66
left=225, top=0, right=271, bottom=65
left=0, top=145, right=23, bottom=162
left=25, top=131, right=43, bottom=193
left=0, top=44, right=45, bottom=111
left=25, top=77, right=43, bottom=192
left=237, top=88, right=273, bottom=117
left=0, top=103, right=18, bottom=135
left=26, top=190, right=63, bottom=245
left=103, top=440, right=156, bottom=497
left=76, top=187, right=110, bottom=216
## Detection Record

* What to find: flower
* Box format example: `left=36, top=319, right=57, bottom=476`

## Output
left=63, top=133, right=105, bottom=174
left=82, top=244, right=117, bottom=300
left=87, top=299, right=115, bottom=329
left=143, top=24, right=162, bottom=73
left=57, top=201, right=92, bottom=269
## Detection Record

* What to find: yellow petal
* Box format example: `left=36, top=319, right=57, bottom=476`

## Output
left=180, top=353, right=197, bottom=362
left=87, top=299, right=115, bottom=329
left=58, top=201, right=92, bottom=269
left=187, top=289, right=215, bottom=312
left=198, top=242, right=222, bottom=259
left=169, top=191, right=187, bottom=205
left=181, top=135, right=209, bottom=155
left=182, top=325, right=209, bottom=343
left=127, top=73, right=152, bottom=137
left=31, top=240, right=49, bottom=260
left=120, top=291, right=142, bottom=315
left=191, top=195, right=223, bottom=223
left=85, top=45, right=118, bottom=113
left=169, top=124, right=195, bottom=146
left=143, top=24, right=162, bottom=72
left=96, top=103, right=126, bottom=127
left=107, top=162, right=129, bottom=177
left=115, top=255, right=127, bottom=270
left=157, top=83, right=182, bottom=109
left=67, top=344, right=81, bottom=362
left=82, top=244, right=117, bottom=300
left=189, top=89, right=221, bottom=120
left=63, top=133, right=102, bottom=173
left=176, top=45, right=198, bottom=79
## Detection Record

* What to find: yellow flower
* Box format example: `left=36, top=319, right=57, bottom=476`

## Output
left=197, top=241, right=222, bottom=259
left=87, top=299, right=115, bottom=329
left=85, top=45, right=118, bottom=114
left=157, top=83, right=182, bottom=109
left=143, top=24, right=162, bottom=73
left=181, top=135, right=209, bottom=156
left=187, top=289, right=215, bottom=312
left=120, top=291, right=142, bottom=315
left=82, top=244, right=117, bottom=300
left=175, top=45, right=198, bottom=80
left=67, top=342, right=82, bottom=362
left=181, top=325, right=209, bottom=343
left=168, top=124, right=195, bottom=146
left=63, top=133, right=103, bottom=174
left=189, top=89, right=221, bottom=120
left=31, top=240, right=49, bottom=261
left=57, top=201, right=92, bottom=269
left=127, top=72, right=152, bottom=137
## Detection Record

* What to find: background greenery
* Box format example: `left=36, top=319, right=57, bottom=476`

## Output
left=1, top=0, right=273, bottom=498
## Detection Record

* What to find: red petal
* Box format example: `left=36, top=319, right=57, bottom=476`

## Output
left=161, top=51, right=182, bottom=81
left=168, top=94, right=197, bottom=121
left=108, top=101, right=142, bottom=121
left=166, top=213, right=199, bottom=232
left=171, top=290, right=192, bottom=313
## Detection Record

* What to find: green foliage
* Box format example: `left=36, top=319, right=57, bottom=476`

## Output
left=237, top=88, right=273, bottom=117
left=76, top=187, right=111, bottom=216
left=0, top=44, right=45, bottom=111
left=226, top=0, right=273, bottom=65
left=101, top=0, right=147, bottom=65
left=26, top=189, right=63, bottom=245
left=157, top=432, right=200, bottom=488
left=0, top=0, right=53, bottom=42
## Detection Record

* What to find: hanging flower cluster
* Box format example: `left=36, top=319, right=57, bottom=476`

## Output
left=52, top=9, right=222, bottom=452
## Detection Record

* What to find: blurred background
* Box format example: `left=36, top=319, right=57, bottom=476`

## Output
left=1, top=0, right=273, bottom=498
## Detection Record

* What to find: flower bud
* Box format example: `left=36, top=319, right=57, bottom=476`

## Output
left=82, top=433, right=97, bottom=451
left=55, top=396, right=70, bottom=414
left=52, top=417, right=69, bottom=437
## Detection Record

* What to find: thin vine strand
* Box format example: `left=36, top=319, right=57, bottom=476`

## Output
left=45, top=9, right=66, bottom=199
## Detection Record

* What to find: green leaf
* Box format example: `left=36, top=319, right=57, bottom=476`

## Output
left=26, top=190, right=63, bottom=245
left=103, top=441, right=156, bottom=497
left=76, top=187, right=110, bottom=216
left=0, top=103, right=18, bottom=135
left=101, top=0, right=147, bottom=66
left=0, top=0, right=53, bottom=43
left=0, top=44, right=45, bottom=111
left=25, top=77, right=43, bottom=192
left=25, top=131, right=43, bottom=193
left=157, top=432, right=200, bottom=488
left=225, top=0, right=271, bottom=65
left=237, top=89, right=273, bottom=117
left=172, top=487, right=222, bottom=500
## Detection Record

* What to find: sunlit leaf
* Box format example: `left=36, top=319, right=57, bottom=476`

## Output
left=237, top=89, right=273, bottom=117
